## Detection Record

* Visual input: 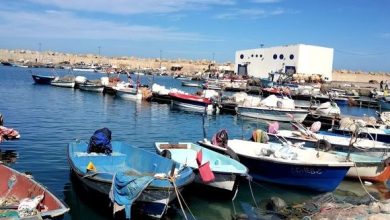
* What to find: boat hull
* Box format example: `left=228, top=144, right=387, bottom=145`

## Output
left=32, top=74, right=56, bottom=84
left=238, top=155, right=349, bottom=192
left=79, top=84, right=104, bottom=93
left=67, top=141, right=194, bottom=219
left=51, top=81, right=76, bottom=88
left=116, top=88, right=142, bottom=100
left=0, top=164, right=69, bottom=218
left=237, top=106, right=308, bottom=122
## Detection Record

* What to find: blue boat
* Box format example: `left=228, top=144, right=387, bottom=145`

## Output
left=31, top=74, right=57, bottom=84
left=198, top=139, right=354, bottom=192
left=154, top=142, right=248, bottom=193
left=67, top=140, right=195, bottom=219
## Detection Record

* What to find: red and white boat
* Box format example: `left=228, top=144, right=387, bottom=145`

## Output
left=0, top=163, right=69, bottom=219
left=169, top=92, right=214, bottom=113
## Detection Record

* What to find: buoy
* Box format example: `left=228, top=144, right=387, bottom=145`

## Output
left=86, top=161, right=96, bottom=172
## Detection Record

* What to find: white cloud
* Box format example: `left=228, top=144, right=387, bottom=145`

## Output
left=0, top=9, right=220, bottom=42
left=380, top=33, right=390, bottom=39
left=215, top=8, right=285, bottom=19
left=251, top=0, right=281, bottom=3
left=27, top=0, right=236, bottom=15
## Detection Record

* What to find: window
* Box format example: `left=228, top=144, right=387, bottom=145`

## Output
left=255, top=54, right=258, bottom=57
left=260, top=54, right=263, bottom=58
left=279, top=54, right=284, bottom=60
left=251, top=54, right=254, bottom=57
left=240, top=54, right=244, bottom=59
left=289, top=54, right=294, bottom=60
left=273, top=54, right=277, bottom=59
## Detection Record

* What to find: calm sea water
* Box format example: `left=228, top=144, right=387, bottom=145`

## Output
left=0, top=66, right=387, bottom=220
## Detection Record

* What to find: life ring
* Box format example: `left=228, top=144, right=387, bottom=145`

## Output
left=315, top=139, right=332, bottom=152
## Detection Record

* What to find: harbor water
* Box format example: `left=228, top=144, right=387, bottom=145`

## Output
left=0, top=66, right=388, bottom=219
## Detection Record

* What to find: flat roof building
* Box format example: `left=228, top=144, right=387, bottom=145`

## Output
left=235, top=44, right=334, bottom=81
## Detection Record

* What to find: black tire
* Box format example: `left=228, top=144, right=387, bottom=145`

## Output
left=315, top=139, right=332, bottom=152
left=161, top=149, right=172, bottom=159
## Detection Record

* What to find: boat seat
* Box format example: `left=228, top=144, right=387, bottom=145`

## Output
left=159, top=143, right=188, bottom=149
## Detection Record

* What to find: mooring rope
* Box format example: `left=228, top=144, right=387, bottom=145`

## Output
left=352, top=162, right=379, bottom=202
left=169, top=177, right=197, bottom=220
left=248, top=179, right=259, bottom=209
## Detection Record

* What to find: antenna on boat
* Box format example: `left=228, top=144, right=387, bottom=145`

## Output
left=202, top=106, right=207, bottom=140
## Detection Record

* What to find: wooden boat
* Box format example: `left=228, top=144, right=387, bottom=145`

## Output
left=67, top=140, right=194, bottom=219
left=237, top=105, right=308, bottom=122
left=50, top=77, right=76, bottom=88
left=115, top=86, right=142, bottom=100
left=198, top=139, right=354, bottom=192
left=0, top=163, right=69, bottom=219
left=78, top=81, right=104, bottom=93
left=169, top=92, right=214, bottom=113
left=31, top=74, right=56, bottom=85
left=154, top=142, right=248, bottom=192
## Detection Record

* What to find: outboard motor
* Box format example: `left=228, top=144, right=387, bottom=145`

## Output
left=212, top=129, right=228, bottom=148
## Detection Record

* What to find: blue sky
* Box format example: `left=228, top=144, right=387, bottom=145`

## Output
left=0, top=0, right=389, bottom=71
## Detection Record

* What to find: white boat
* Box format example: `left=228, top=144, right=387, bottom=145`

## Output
left=182, top=81, right=200, bottom=87
left=154, top=142, right=248, bottom=193
left=237, top=95, right=309, bottom=122
left=237, top=106, right=308, bottom=122
left=115, top=87, right=142, bottom=100
left=268, top=129, right=390, bottom=158
left=51, top=77, right=76, bottom=88
left=79, top=81, right=104, bottom=93
left=73, top=67, right=96, bottom=72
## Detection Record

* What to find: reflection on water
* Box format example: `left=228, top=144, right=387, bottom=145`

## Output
left=0, top=66, right=387, bottom=219
left=0, top=149, right=18, bottom=165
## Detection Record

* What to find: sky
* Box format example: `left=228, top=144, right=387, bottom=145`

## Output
left=0, top=0, right=389, bottom=71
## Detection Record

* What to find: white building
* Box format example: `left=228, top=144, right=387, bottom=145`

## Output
left=235, top=44, right=334, bottom=81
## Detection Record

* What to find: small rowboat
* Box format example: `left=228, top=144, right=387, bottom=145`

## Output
left=0, top=163, right=69, bottom=219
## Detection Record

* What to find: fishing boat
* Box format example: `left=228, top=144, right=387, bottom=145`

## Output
left=169, top=92, right=214, bottom=113
left=50, top=76, right=76, bottom=88
left=237, top=95, right=309, bottom=122
left=332, top=125, right=390, bottom=143
left=268, top=120, right=390, bottom=156
left=78, top=81, right=104, bottom=93
left=0, top=163, right=69, bottom=219
left=114, top=85, right=142, bottom=100
left=67, top=140, right=194, bottom=219
left=380, top=97, right=390, bottom=110
left=332, top=151, right=390, bottom=182
left=31, top=74, right=57, bottom=85
left=237, top=106, right=308, bottom=122
left=198, top=139, right=354, bottom=192
left=181, top=81, right=200, bottom=87
left=154, top=142, right=248, bottom=193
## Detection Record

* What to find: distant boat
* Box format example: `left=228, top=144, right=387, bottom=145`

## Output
left=154, top=142, right=248, bottom=193
left=72, top=67, right=96, bottom=72
left=67, top=140, right=194, bottom=219
left=115, top=87, right=142, bottom=100
left=237, top=105, right=308, bottom=122
left=181, top=81, right=200, bottom=87
left=51, top=76, right=76, bottom=88
left=31, top=74, right=57, bottom=85
left=0, top=163, right=69, bottom=219
left=169, top=92, right=214, bottom=113
left=78, top=81, right=104, bottom=93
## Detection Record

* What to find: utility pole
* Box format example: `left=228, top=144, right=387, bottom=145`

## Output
left=98, top=46, right=101, bottom=56
left=38, top=42, right=42, bottom=63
